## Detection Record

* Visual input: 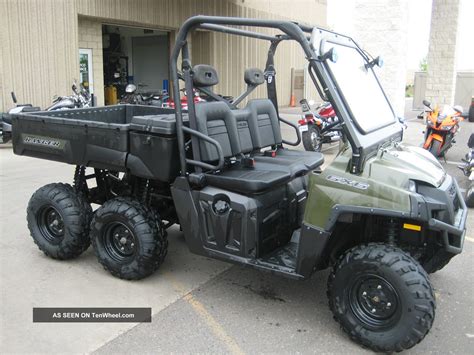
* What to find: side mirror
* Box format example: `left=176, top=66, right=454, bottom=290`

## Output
left=422, top=99, right=431, bottom=108
left=365, top=56, right=384, bottom=69
left=398, top=116, right=407, bottom=129
left=320, top=47, right=338, bottom=63
left=300, top=99, right=311, bottom=112
left=453, top=105, right=463, bottom=114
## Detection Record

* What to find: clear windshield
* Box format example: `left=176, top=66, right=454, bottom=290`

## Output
left=325, top=42, right=396, bottom=133
left=439, top=104, right=455, bottom=118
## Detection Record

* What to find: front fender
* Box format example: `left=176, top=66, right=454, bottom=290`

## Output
left=423, top=132, right=444, bottom=149
left=303, top=157, right=412, bottom=230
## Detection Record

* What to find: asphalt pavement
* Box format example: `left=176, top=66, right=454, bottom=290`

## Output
left=0, top=99, right=473, bottom=354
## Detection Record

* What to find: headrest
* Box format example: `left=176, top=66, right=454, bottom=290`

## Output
left=192, top=65, right=219, bottom=87
left=244, top=68, right=265, bottom=86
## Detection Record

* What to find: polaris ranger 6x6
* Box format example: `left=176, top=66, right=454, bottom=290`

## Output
left=11, top=16, right=466, bottom=352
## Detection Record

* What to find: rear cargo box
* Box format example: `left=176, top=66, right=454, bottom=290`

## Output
left=11, top=105, right=183, bottom=182
left=127, top=114, right=185, bottom=181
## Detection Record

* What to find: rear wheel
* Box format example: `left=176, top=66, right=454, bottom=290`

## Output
left=27, top=183, right=92, bottom=259
left=429, top=139, right=442, bottom=157
left=302, top=125, right=322, bottom=152
left=328, top=243, right=435, bottom=352
left=465, top=184, right=474, bottom=208
left=90, top=197, right=167, bottom=280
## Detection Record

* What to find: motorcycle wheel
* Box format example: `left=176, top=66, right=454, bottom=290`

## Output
left=429, top=140, right=442, bottom=157
left=466, top=184, right=474, bottom=208
left=302, top=125, right=322, bottom=152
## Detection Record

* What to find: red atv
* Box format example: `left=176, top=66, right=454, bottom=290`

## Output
left=162, top=88, right=205, bottom=110
left=298, top=99, right=343, bottom=152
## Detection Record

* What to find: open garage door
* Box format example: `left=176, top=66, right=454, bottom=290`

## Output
left=132, top=36, right=169, bottom=93
left=102, top=25, right=170, bottom=105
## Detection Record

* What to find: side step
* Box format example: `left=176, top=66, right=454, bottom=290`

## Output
left=204, top=229, right=305, bottom=280
left=254, top=229, right=302, bottom=278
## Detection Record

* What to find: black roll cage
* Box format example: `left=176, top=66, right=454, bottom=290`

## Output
left=170, top=15, right=369, bottom=176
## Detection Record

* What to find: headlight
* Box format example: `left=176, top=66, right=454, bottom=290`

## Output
left=441, top=125, right=453, bottom=130
left=408, top=180, right=417, bottom=193
left=125, top=84, right=137, bottom=93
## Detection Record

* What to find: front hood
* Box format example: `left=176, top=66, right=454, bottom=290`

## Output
left=369, top=143, right=446, bottom=187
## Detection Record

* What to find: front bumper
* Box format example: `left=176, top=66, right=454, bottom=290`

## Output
left=417, top=177, right=467, bottom=254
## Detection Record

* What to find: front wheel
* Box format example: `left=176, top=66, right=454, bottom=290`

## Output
left=328, top=243, right=435, bottom=352
left=429, top=139, right=442, bottom=157
left=302, top=125, right=322, bottom=152
left=465, top=183, right=474, bottom=208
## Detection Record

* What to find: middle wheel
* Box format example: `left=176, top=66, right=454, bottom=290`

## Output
left=90, top=197, right=167, bottom=280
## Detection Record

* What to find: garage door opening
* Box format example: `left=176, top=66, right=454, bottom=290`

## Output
left=102, top=24, right=170, bottom=105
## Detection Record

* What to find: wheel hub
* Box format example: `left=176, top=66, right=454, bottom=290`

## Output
left=350, top=275, right=400, bottom=329
left=104, top=222, right=136, bottom=261
left=311, top=131, right=321, bottom=144
left=38, top=206, right=65, bottom=242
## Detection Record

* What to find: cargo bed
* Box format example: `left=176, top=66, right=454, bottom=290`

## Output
left=12, top=105, right=187, bottom=182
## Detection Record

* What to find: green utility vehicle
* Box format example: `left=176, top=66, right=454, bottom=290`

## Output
left=12, top=16, right=466, bottom=352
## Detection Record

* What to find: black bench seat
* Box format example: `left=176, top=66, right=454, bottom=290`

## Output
left=205, top=166, right=291, bottom=194
left=193, top=100, right=323, bottom=195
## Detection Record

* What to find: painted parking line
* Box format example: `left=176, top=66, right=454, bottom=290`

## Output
left=444, top=160, right=464, bottom=166
left=165, top=273, right=245, bottom=355
left=182, top=293, right=245, bottom=355
left=321, top=143, right=339, bottom=152
left=466, top=237, right=474, bottom=243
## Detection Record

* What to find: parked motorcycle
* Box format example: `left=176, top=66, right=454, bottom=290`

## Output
left=46, top=82, right=92, bottom=111
left=1, top=82, right=91, bottom=143
left=1, top=92, right=40, bottom=143
left=422, top=99, right=464, bottom=157
left=298, top=99, right=343, bottom=152
left=459, top=133, right=474, bottom=207
left=120, top=83, right=167, bottom=106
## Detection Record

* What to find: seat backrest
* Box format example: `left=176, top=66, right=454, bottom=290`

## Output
left=194, top=101, right=241, bottom=162
left=246, top=99, right=282, bottom=149
left=234, top=108, right=258, bottom=154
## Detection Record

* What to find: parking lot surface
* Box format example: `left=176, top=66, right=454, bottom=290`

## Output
left=1, top=101, right=473, bottom=353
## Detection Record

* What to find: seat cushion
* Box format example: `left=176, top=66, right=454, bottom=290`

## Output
left=255, top=148, right=324, bottom=172
left=253, top=157, right=309, bottom=177
left=274, top=148, right=324, bottom=170
left=206, top=166, right=291, bottom=194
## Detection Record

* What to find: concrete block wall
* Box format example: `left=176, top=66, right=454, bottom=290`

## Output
left=328, top=0, right=409, bottom=115
left=351, top=0, right=409, bottom=116
left=425, top=0, right=460, bottom=106
left=78, top=17, right=104, bottom=106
